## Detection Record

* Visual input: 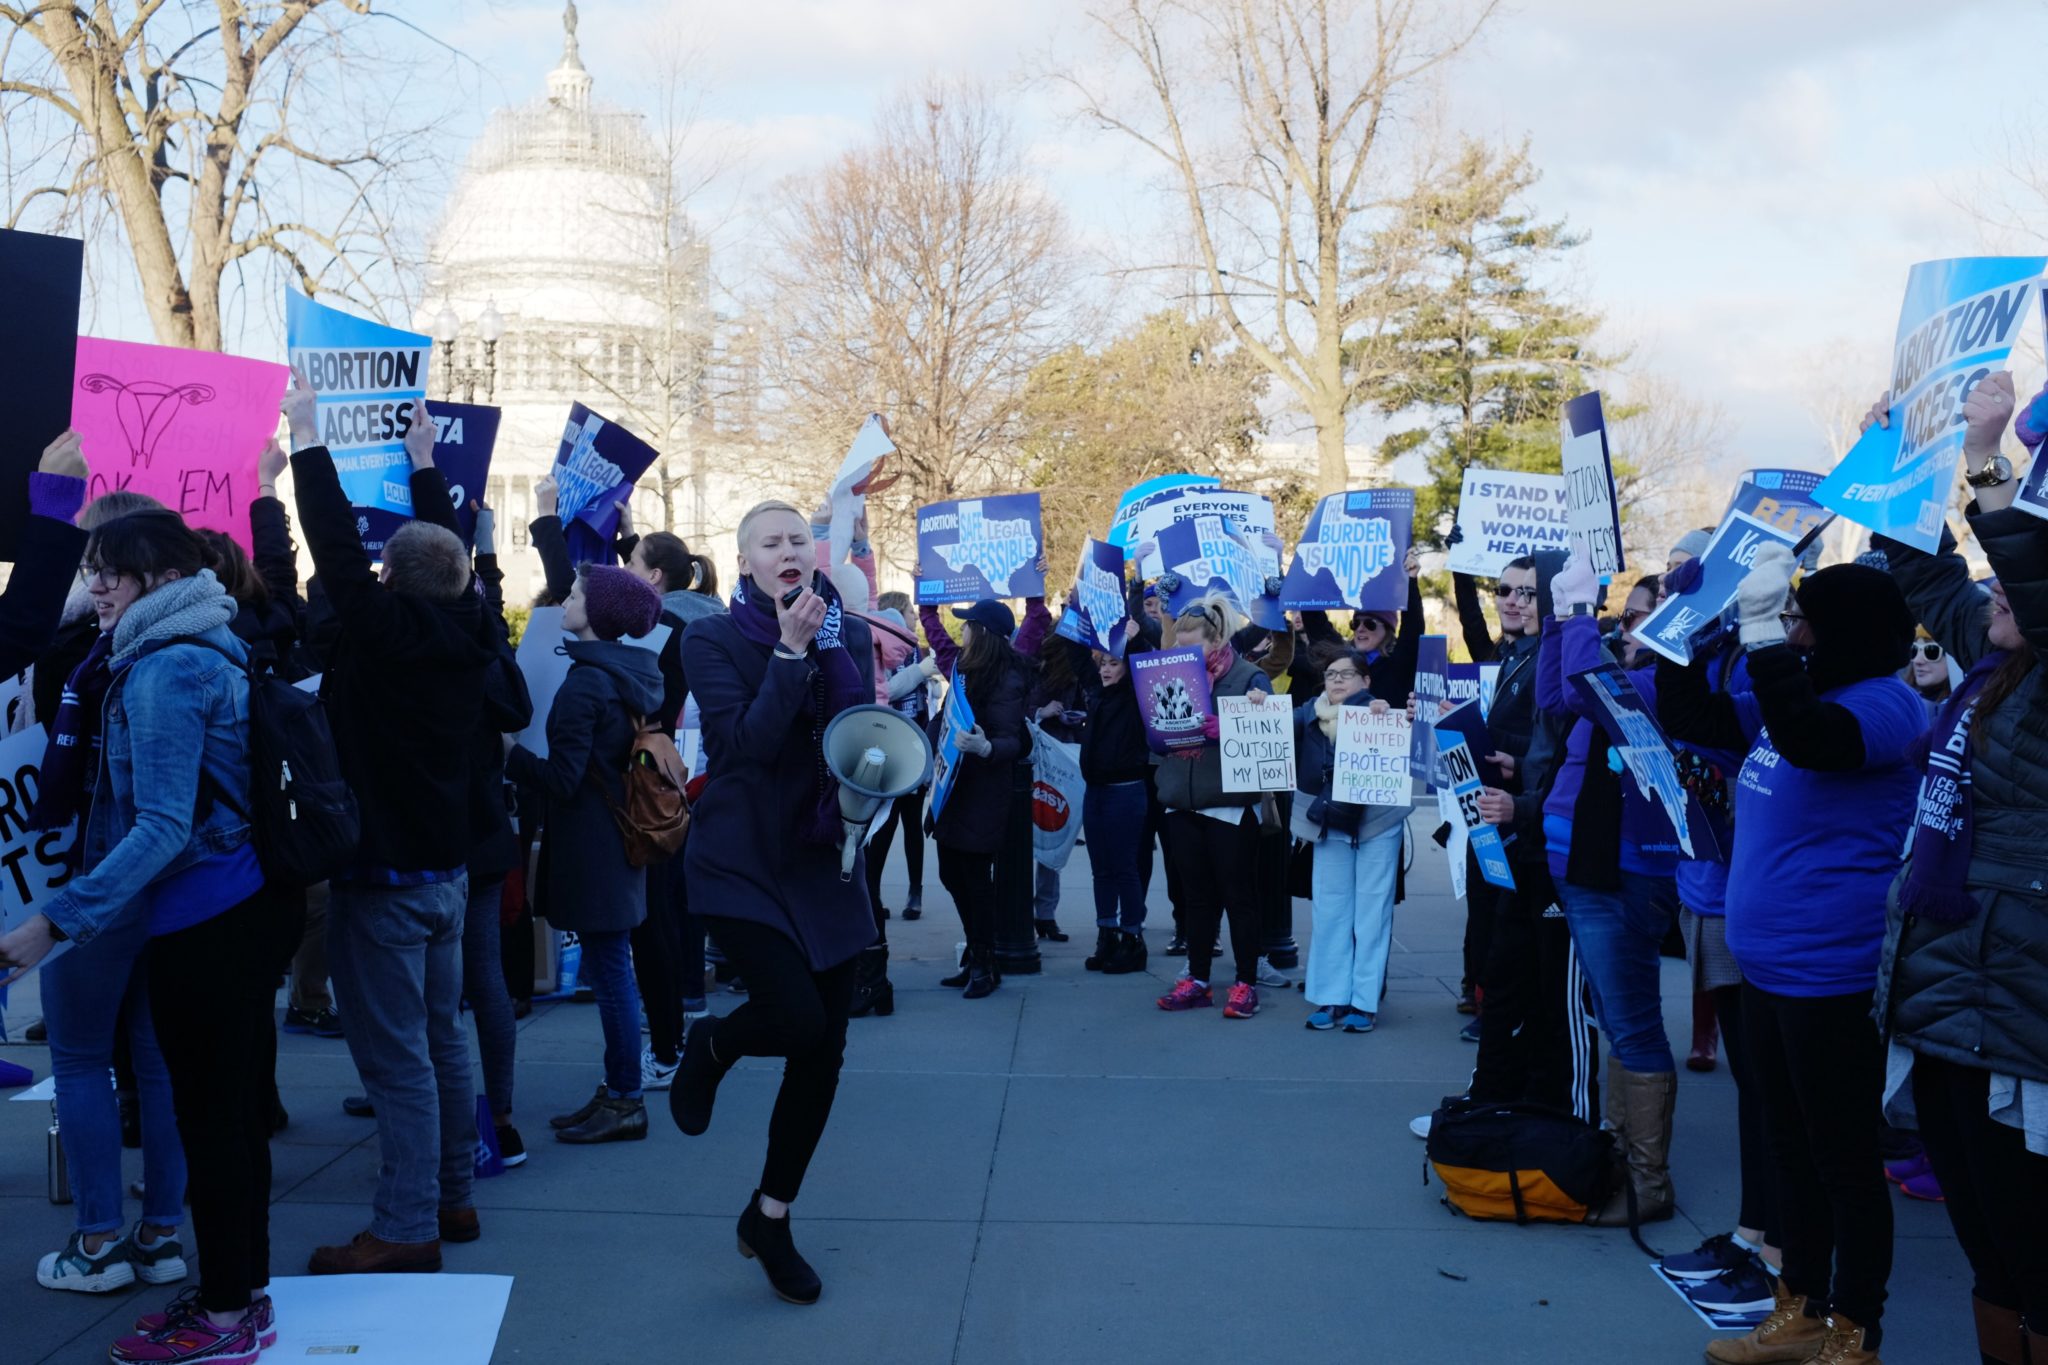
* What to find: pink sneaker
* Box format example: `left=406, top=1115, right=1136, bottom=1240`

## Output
left=1222, top=983, right=1259, bottom=1018
left=1899, top=1168, right=1945, bottom=1202
left=1157, top=979, right=1213, bottom=1011
left=135, top=1290, right=277, bottom=1351
left=111, top=1310, right=260, bottom=1365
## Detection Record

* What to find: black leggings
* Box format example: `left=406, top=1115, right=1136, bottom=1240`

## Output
left=1912, top=1051, right=2048, bottom=1330
left=633, top=860, right=706, bottom=1066
left=1472, top=876, right=1598, bottom=1123
left=936, top=844, right=997, bottom=953
left=1745, top=984, right=1891, bottom=1334
left=1161, top=809, right=1262, bottom=986
left=1712, top=981, right=1778, bottom=1244
left=698, top=915, right=858, bottom=1203
left=863, top=787, right=927, bottom=936
left=148, top=891, right=275, bottom=1312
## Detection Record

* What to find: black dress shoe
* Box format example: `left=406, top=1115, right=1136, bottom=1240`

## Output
left=901, top=891, right=922, bottom=922
left=1083, top=927, right=1116, bottom=971
left=962, top=948, right=1000, bottom=1000
left=342, top=1095, right=376, bottom=1119
left=1034, top=919, right=1070, bottom=943
left=1102, top=931, right=1148, bottom=976
left=939, top=961, right=971, bottom=989
left=549, top=1082, right=605, bottom=1130
left=556, top=1096, right=648, bottom=1144
left=737, top=1192, right=821, bottom=1304
left=670, top=1018, right=730, bottom=1137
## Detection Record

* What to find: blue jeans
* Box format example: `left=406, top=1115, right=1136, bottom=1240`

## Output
left=579, top=929, right=642, bottom=1100
left=1082, top=781, right=1149, bottom=930
left=1305, top=823, right=1403, bottom=1012
left=327, top=877, right=475, bottom=1243
left=1559, top=871, right=1680, bottom=1074
left=460, top=876, right=516, bottom=1119
left=42, top=909, right=185, bottom=1235
left=1033, top=863, right=1061, bottom=922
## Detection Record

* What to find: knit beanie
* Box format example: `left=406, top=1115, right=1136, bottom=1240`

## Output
left=1670, top=528, right=1712, bottom=562
left=580, top=564, right=663, bottom=641
left=1793, top=563, right=1915, bottom=692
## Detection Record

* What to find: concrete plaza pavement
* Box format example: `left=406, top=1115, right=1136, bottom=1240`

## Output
left=4, top=823, right=1977, bottom=1363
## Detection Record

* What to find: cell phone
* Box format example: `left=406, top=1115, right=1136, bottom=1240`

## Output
left=779, top=585, right=805, bottom=610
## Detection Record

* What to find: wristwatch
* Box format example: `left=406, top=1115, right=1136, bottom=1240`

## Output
left=1965, top=454, right=2014, bottom=488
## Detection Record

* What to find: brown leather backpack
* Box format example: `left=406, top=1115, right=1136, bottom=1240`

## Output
left=604, top=720, right=692, bottom=866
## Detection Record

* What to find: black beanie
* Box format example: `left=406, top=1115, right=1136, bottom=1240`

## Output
left=1793, top=563, right=1914, bottom=693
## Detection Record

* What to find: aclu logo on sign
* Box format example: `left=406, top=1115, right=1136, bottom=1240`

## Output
left=1300, top=502, right=1395, bottom=602
left=935, top=500, right=1038, bottom=595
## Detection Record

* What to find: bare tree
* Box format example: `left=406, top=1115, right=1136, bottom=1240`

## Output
left=1059, top=0, right=1499, bottom=494
left=1, top=1, right=451, bottom=348
left=763, top=80, right=1078, bottom=559
left=1606, top=374, right=1730, bottom=570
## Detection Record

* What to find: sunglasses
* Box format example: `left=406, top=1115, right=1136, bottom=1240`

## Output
left=1912, top=642, right=1944, bottom=662
left=1494, top=585, right=1537, bottom=602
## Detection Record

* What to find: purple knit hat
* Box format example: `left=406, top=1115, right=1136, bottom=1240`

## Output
left=579, top=564, right=663, bottom=641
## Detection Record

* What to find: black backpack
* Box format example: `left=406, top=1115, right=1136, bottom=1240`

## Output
left=169, top=637, right=360, bottom=889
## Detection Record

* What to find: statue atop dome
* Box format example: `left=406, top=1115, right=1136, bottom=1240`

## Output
left=548, top=1, right=592, bottom=107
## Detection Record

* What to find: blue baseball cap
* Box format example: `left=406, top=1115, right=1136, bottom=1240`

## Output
left=953, top=599, right=1016, bottom=638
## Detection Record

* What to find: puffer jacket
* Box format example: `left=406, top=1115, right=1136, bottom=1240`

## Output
left=1876, top=506, right=2048, bottom=1081
left=1152, top=653, right=1265, bottom=812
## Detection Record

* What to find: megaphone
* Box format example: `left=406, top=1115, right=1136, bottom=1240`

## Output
left=822, top=704, right=934, bottom=881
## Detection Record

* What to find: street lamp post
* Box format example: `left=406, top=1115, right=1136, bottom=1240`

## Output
left=433, top=300, right=505, bottom=403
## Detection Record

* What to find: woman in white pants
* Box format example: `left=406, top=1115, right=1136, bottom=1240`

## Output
left=1291, top=646, right=1406, bottom=1032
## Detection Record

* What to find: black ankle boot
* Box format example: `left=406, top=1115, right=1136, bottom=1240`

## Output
left=848, top=946, right=894, bottom=1019
left=939, top=951, right=971, bottom=989
left=1035, top=918, right=1070, bottom=942
left=963, top=947, right=999, bottom=999
left=736, top=1192, right=821, bottom=1305
left=669, top=1019, right=730, bottom=1137
left=1103, top=931, right=1148, bottom=975
left=1084, top=927, right=1116, bottom=971
left=556, top=1095, right=647, bottom=1145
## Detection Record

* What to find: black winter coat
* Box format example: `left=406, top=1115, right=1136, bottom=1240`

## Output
left=1877, top=506, right=2048, bottom=1082
left=932, top=656, right=1029, bottom=855
left=1079, top=673, right=1151, bottom=787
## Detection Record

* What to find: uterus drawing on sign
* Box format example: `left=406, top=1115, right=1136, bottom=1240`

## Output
left=78, top=375, right=218, bottom=468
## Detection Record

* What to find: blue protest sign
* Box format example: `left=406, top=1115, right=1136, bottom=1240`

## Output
left=1409, top=634, right=1449, bottom=788
left=1560, top=391, right=1624, bottom=575
left=1054, top=538, right=1128, bottom=653
left=1156, top=515, right=1285, bottom=629
left=1815, top=257, right=2046, bottom=552
left=1447, top=662, right=1481, bottom=708
left=1630, top=509, right=1801, bottom=666
left=1731, top=468, right=1828, bottom=569
left=353, top=401, right=500, bottom=556
left=1432, top=702, right=1515, bottom=891
left=1281, top=488, right=1412, bottom=611
left=914, top=494, right=1045, bottom=604
left=1108, top=472, right=1219, bottom=550
left=928, top=670, right=978, bottom=822
left=286, top=292, right=431, bottom=520
left=553, top=403, right=659, bottom=564
left=1568, top=663, right=1722, bottom=861
left=1129, top=646, right=1212, bottom=754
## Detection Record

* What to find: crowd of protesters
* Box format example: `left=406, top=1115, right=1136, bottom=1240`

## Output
left=0, top=361, right=2040, bottom=1365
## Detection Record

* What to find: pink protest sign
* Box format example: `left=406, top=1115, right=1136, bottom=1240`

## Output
left=70, top=337, right=289, bottom=550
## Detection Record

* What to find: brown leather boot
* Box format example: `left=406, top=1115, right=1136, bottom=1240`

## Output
left=1974, top=1295, right=2025, bottom=1365
left=1687, top=989, right=1719, bottom=1072
left=1585, top=1066, right=1676, bottom=1225
left=1804, top=1312, right=1882, bottom=1364
left=438, top=1206, right=480, bottom=1243
left=307, top=1230, right=442, bottom=1275
left=1703, top=1278, right=1827, bottom=1363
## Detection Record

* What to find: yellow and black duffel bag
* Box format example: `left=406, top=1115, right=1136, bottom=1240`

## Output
left=1423, top=1097, right=1615, bottom=1225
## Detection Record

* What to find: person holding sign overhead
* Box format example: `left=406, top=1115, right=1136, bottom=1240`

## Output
left=1292, top=646, right=1406, bottom=1033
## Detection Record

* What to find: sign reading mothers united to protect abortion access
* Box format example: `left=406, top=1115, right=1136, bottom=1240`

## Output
left=1331, top=707, right=1412, bottom=807
left=554, top=404, right=660, bottom=563
left=1054, top=539, right=1130, bottom=654
left=914, top=494, right=1045, bottom=605
left=1446, top=469, right=1572, bottom=577
left=1130, top=646, right=1212, bottom=755
left=1560, top=391, right=1624, bottom=576
left=1631, top=509, right=1802, bottom=666
left=1155, top=516, right=1285, bottom=630
left=1281, top=489, right=1412, bottom=611
left=1816, top=257, right=2047, bottom=552
left=353, top=402, right=502, bottom=556
left=286, top=292, right=430, bottom=520
left=70, top=337, right=289, bottom=552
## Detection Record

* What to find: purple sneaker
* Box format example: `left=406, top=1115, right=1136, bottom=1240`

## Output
left=1899, top=1167, right=1945, bottom=1202
left=111, top=1310, right=261, bottom=1365
left=1884, top=1151, right=1931, bottom=1185
left=134, top=1290, right=277, bottom=1351
left=1157, top=979, right=1213, bottom=1012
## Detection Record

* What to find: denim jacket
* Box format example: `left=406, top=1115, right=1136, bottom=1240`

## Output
left=39, top=619, right=253, bottom=945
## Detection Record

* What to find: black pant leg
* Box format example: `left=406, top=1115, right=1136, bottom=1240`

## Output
left=1162, top=812, right=1222, bottom=982
left=1913, top=1053, right=2048, bottom=1327
left=1714, top=980, right=1777, bottom=1243
left=936, top=844, right=996, bottom=951
left=1212, top=815, right=1264, bottom=986
left=633, top=861, right=684, bottom=1064
left=898, top=786, right=925, bottom=893
left=1470, top=889, right=1535, bottom=1102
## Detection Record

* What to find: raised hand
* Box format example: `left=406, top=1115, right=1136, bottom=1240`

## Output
left=258, top=438, right=288, bottom=492
left=281, top=365, right=320, bottom=451
left=535, top=474, right=558, bottom=519
left=402, top=398, right=436, bottom=471
left=1735, top=542, right=1798, bottom=648
left=777, top=584, right=827, bottom=653
left=1962, top=370, right=2017, bottom=459
left=38, top=429, right=86, bottom=481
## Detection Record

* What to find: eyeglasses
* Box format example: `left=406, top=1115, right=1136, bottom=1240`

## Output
left=1324, top=668, right=1361, bottom=682
left=77, top=563, right=124, bottom=589
left=1779, top=610, right=1807, bottom=630
left=1495, top=585, right=1538, bottom=602
left=1622, top=607, right=1650, bottom=627
left=1912, top=641, right=1944, bottom=662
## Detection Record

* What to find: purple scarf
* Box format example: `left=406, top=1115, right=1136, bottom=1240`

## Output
left=1900, top=650, right=2006, bottom=923
left=29, top=631, right=116, bottom=837
left=729, top=570, right=868, bottom=844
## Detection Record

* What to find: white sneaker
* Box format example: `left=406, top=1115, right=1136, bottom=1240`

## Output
left=1255, top=958, right=1292, bottom=988
left=1409, top=1114, right=1432, bottom=1140
left=639, top=1045, right=679, bottom=1092
left=37, top=1231, right=136, bottom=1293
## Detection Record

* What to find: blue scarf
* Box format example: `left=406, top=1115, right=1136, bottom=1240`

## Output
left=1900, top=650, right=2005, bottom=923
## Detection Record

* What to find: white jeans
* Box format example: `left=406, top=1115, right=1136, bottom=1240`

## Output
left=1305, top=823, right=1402, bottom=1012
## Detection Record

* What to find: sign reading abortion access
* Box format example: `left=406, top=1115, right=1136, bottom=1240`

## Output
left=1130, top=646, right=1212, bottom=755
left=286, top=292, right=430, bottom=522
left=70, top=337, right=289, bottom=552
left=1559, top=391, right=1624, bottom=576
left=1816, top=257, right=2047, bottom=552
left=1433, top=701, right=1515, bottom=891
left=1631, top=509, right=1802, bottom=666
left=1281, top=489, right=1412, bottom=611
left=915, top=494, right=1044, bottom=604
left=1446, top=468, right=1572, bottom=577
left=1054, top=539, right=1129, bottom=653
left=0, top=228, right=84, bottom=558
left=1217, top=694, right=1294, bottom=793
left=353, top=401, right=501, bottom=556
left=552, top=404, right=659, bottom=563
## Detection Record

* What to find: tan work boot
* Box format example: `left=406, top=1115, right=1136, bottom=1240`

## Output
left=1972, top=1295, right=2024, bottom=1365
left=1702, top=1277, right=1827, bottom=1364
left=1803, top=1313, right=1882, bottom=1364
left=1585, top=1065, right=1677, bottom=1225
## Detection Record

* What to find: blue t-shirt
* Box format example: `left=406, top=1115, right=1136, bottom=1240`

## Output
left=1723, top=675, right=1927, bottom=997
left=148, top=842, right=264, bottom=938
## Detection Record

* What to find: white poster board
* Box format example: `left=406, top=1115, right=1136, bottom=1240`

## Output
left=0, top=724, right=81, bottom=974
left=1330, top=708, right=1412, bottom=807
left=1446, top=469, right=1571, bottom=577
left=1217, top=694, right=1294, bottom=793
left=1560, top=392, right=1625, bottom=576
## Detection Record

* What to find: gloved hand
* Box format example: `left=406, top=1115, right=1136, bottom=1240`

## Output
left=1662, top=554, right=1703, bottom=597
left=919, top=654, right=942, bottom=680
left=1155, top=571, right=1184, bottom=598
left=1552, top=550, right=1598, bottom=614
left=1736, top=542, right=1797, bottom=648
left=1445, top=522, right=1465, bottom=547
left=1262, top=575, right=1283, bottom=598
left=957, top=725, right=993, bottom=758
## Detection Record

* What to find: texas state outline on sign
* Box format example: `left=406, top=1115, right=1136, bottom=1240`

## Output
left=934, top=499, right=1038, bottom=595
left=1299, top=499, right=1396, bottom=603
